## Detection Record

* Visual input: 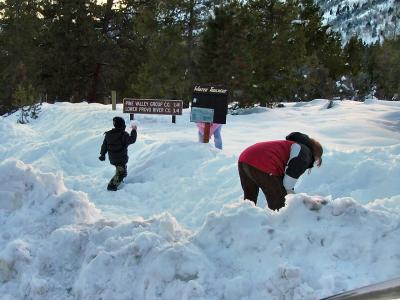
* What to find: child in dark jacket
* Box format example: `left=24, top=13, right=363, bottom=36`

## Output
left=99, top=116, right=137, bottom=191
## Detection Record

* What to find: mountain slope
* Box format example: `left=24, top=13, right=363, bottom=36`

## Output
left=315, top=0, right=400, bottom=44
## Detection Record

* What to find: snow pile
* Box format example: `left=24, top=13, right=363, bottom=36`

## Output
left=1, top=161, right=399, bottom=299
left=1, top=99, right=400, bottom=299
left=0, top=159, right=100, bottom=229
left=299, top=144, right=400, bottom=203
left=0, top=159, right=100, bottom=298
left=194, top=196, right=400, bottom=299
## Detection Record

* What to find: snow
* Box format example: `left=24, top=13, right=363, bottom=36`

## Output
left=1, top=99, right=400, bottom=299
left=318, top=0, right=396, bottom=44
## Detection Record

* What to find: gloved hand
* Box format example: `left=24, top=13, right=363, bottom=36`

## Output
left=131, top=121, right=138, bottom=130
left=286, top=189, right=295, bottom=195
left=99, top=155, right=105, bottom=161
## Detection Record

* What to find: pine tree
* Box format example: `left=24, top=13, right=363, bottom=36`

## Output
left=38, top=0, right=105, bottom=102
left=342, top=36, right=369, bottom=100
left=181, top=0, right=215, bottom=95
left=246, top=0, right=311, bottom=104
left=197, top=1, right=253, bottom=105
left=0, top=0, right=42, bottom=111
left=127, top=0, right=189, bottom=100
left=373, top=38, right=400, bottom=100
left=344, top=36, right=366, bottom=76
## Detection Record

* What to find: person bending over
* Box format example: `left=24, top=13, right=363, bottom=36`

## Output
left=238, top=132, right=323, bottom=210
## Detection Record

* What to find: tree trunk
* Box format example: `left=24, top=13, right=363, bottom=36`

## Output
left=88, top=63, right=102, bottom=103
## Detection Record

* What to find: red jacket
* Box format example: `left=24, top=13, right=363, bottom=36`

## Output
left=239, top=140, right=295, bottom=175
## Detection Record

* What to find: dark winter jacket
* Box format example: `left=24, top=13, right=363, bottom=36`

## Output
left=100, top=128, right=137, bottom=166
left=285, top=132, right=316, bottom=169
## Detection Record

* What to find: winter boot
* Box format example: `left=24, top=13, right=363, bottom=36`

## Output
left=107, top=183, right=118, bottom=191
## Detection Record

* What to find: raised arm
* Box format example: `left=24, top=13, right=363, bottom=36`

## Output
left=123, top=125, right=137, bottom=146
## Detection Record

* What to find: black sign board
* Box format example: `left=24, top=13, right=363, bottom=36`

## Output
left=191, top=85, right=228, bottom=124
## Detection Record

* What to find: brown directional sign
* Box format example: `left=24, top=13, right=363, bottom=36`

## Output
left=123, top=98, right=183, bottom=115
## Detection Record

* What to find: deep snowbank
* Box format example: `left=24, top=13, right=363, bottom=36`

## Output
left=299, top=144, right=400, bottom=203
left=1, top=160, right=399, bottom=300
left=2, top=102, right=400, bottom=225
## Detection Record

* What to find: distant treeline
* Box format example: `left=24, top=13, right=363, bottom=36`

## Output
left=0, top=0, right=399, bottom=114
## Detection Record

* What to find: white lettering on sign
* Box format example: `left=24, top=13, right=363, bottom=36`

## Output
left=153, top=108, right=163, bottom=113
left=123, top=98, right=183, bottom=115
left=194, top=85, right=228, bottom=94
left=194, top=86, right=209, bottom=93
left=124, top=107, right=138, bottom=112
left=210, top=87, right=227, bottom=94
left=139, top=107, right=151, bottom=113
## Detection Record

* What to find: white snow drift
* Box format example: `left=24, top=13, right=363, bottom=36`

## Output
left=1, top=99, right=399, bottom=299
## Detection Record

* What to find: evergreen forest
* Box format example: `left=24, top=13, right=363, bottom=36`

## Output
left=0, top=0, right=399, bottom=115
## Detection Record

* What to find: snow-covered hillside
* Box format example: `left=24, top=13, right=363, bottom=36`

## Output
left=315, top=0, right=399, bottom=44
left=1, top=99, right=400, bottom=299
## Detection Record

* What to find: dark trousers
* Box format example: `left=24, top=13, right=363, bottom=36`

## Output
left=108, top=165, right=127, bottom=188
left=238, top=162, right=287, bottom=211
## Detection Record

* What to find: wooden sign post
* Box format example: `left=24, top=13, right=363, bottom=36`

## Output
left=123, top=98, right=183, bottom=123
left=111, top=90, right=117, bottom=111
left=203, top=123, right=211, bottom=143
